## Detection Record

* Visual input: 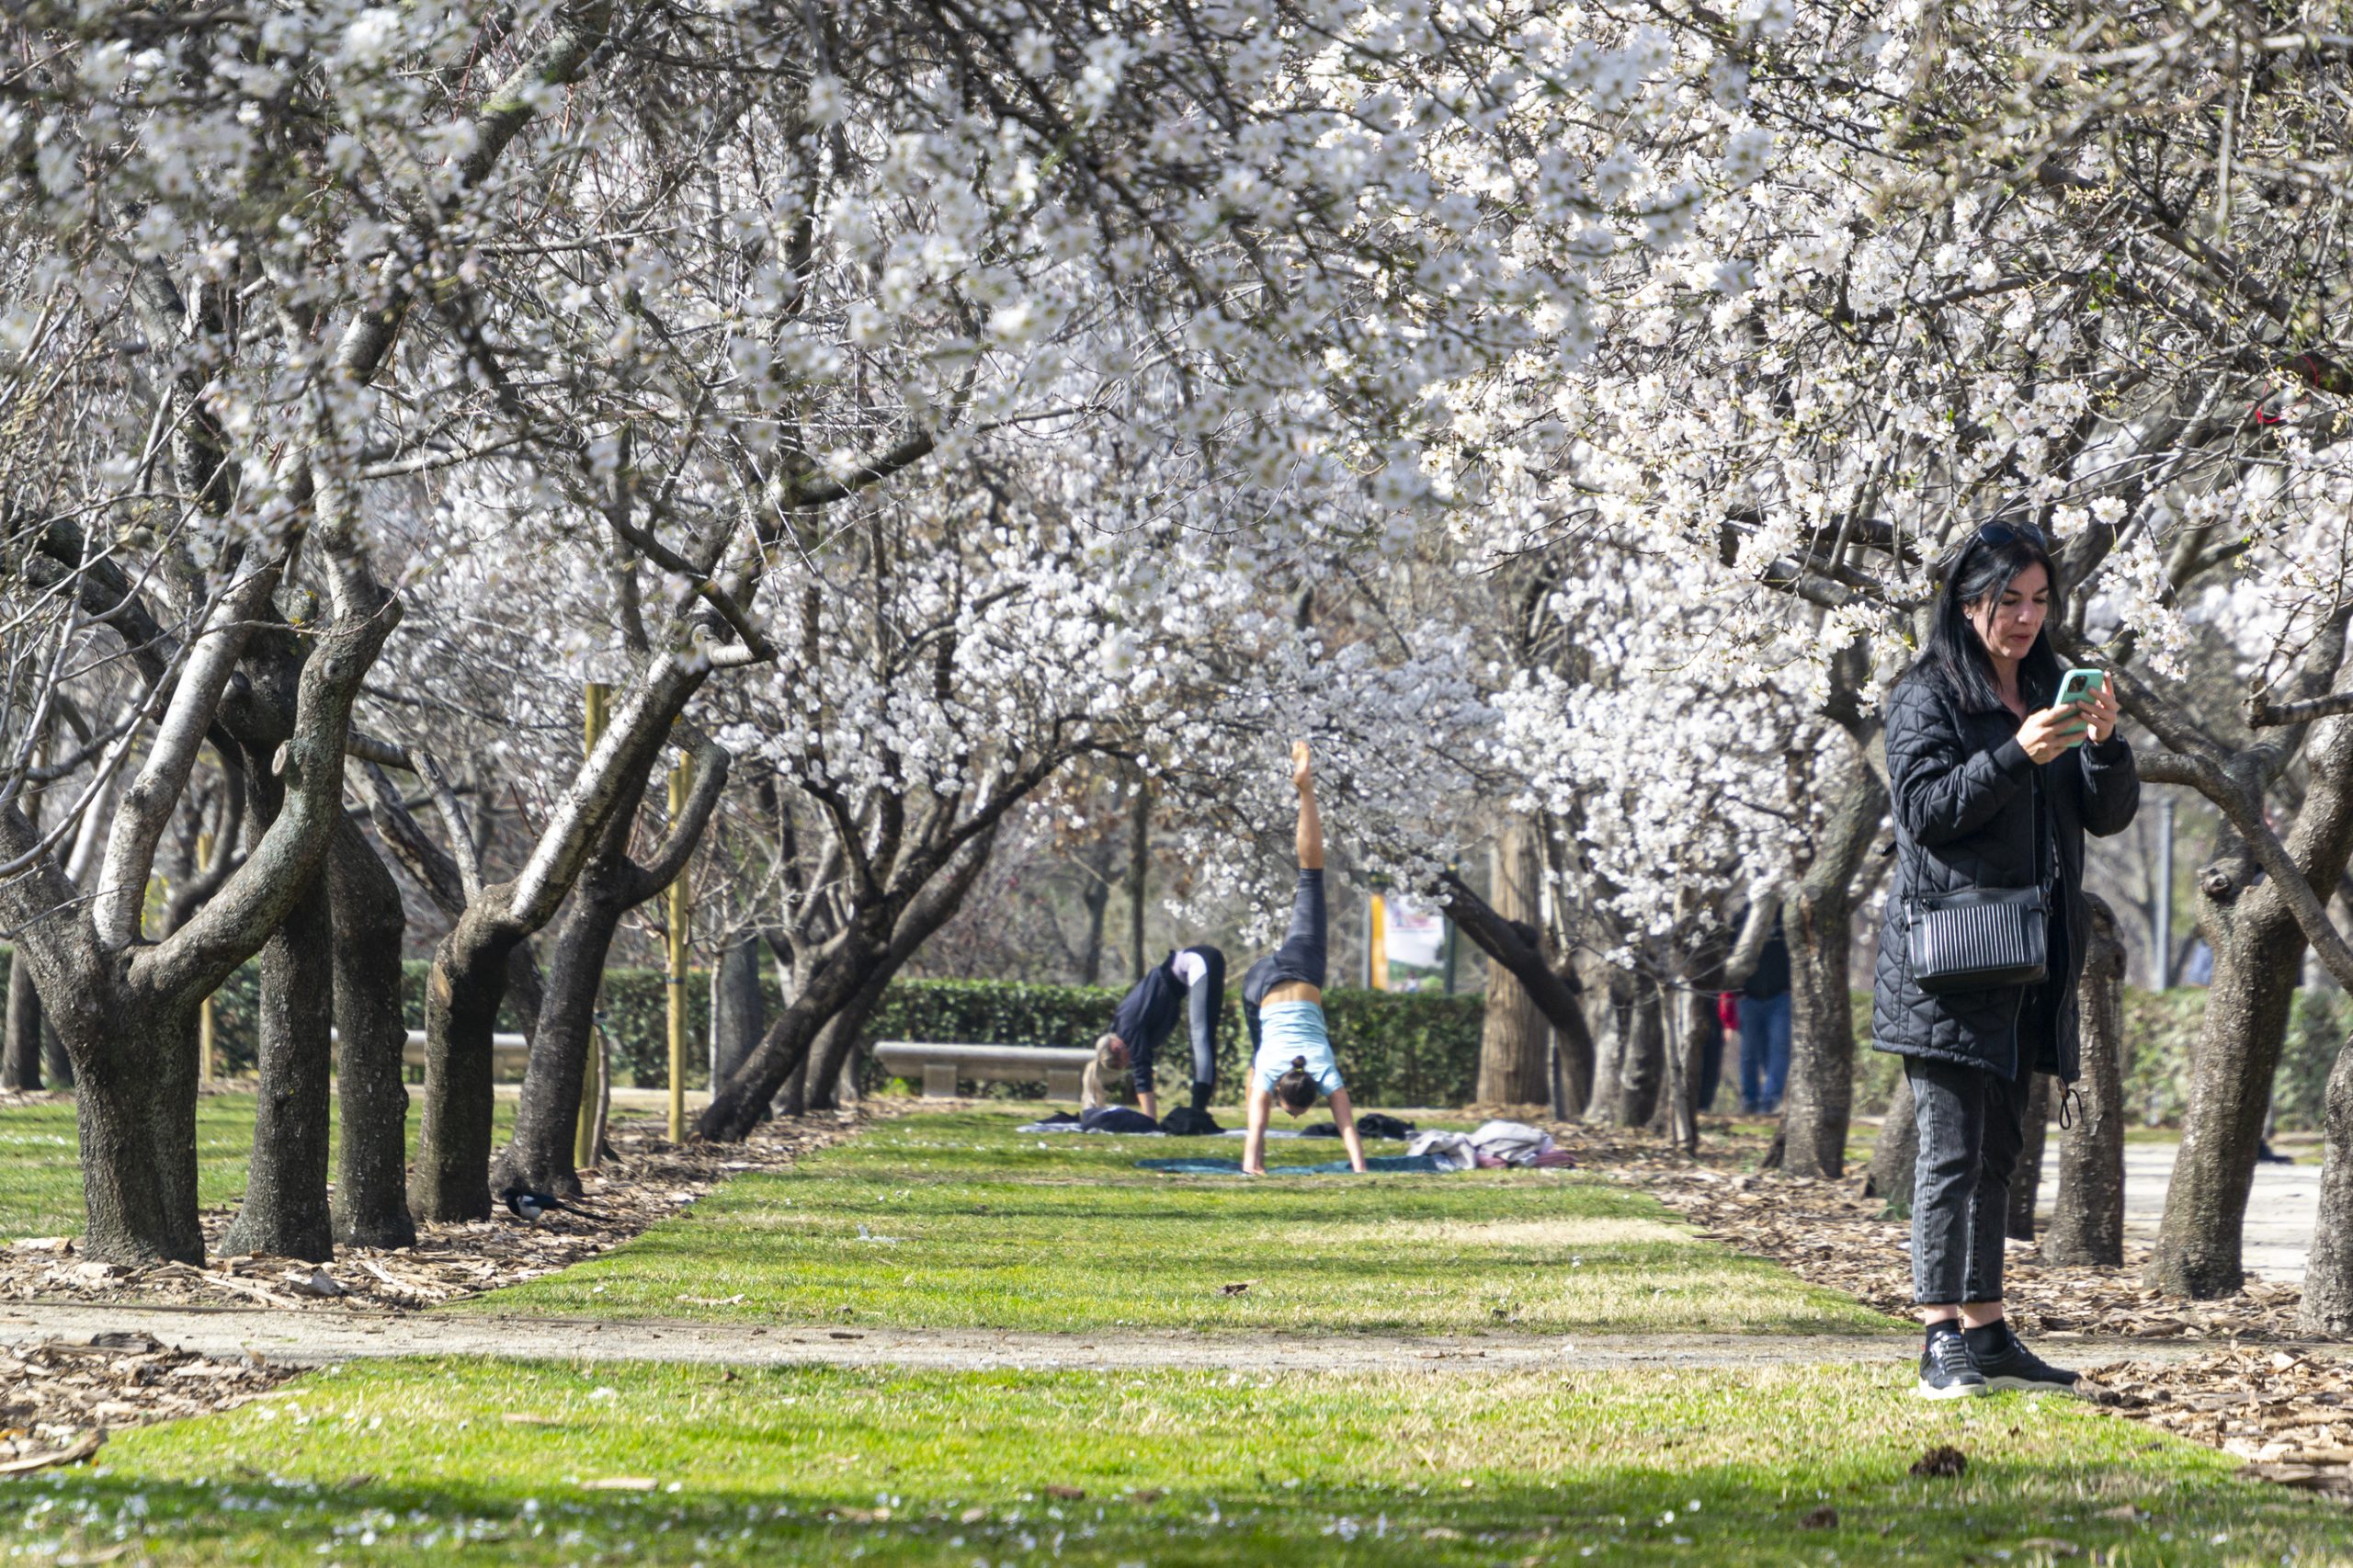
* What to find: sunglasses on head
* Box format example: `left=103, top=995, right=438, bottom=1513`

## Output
left=1972, top=522, right=2047, bottom=550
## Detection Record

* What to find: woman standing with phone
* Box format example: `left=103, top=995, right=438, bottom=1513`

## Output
left=1872, top=522, right=2138, bottom=1397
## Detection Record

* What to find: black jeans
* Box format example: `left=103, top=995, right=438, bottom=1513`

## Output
left=1906, top=1050, right=2037, bottom=1305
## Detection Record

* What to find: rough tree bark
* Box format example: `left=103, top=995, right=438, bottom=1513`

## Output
left=2112, top=619, right=2353, bottom=1296
left=219, top=865, right=335, bottom=1261
left=494, top=743, right=727, bottom=1198
left=410, top=653, right=708, bottom=1221
left=795, top=830, right=998, bottom=1116
left=1584, top=968, right=1634, bottom=1126
left=1476, top=817, right=1551, bottom=1106
left=1649, top=983, right=1710, bottom=1155
left=0, top=598, right=396, bottom=1263
left=711, top=929, right=766, bottom=1095
left=1863, top=1071, right=1919, bottom=1216
left=707, top=825, right=1000, bottom=1140
left=326, top=816, right=415, bottom=1248
left=1618, top=977, right=1665, bottom=1129
left=2006, top=1074, right=2052, bottom=1243
left=1779, top=759, right=1890, bottom=1179
left=3, top=954, right=40, bottom=1093
left=1439, top=869, right=1592, bottom=1114
left=2302, top=1028, right=2353, bottom=1334
left=2047, top=893, right=2127, bottom=1266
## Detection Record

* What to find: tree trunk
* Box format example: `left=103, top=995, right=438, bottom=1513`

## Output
left=1128, top=778, right=1149, bottom=981
left=71, top=1004, right=204, bottom=1264
left=494, top=859, right=631, bottom=1199
left=1584, top=970, right=1632, bottom=1125
left=327, top=817, right=415, bottom=1249
left=2300, top=1021, right=2353, bottom=1334
left=2150, top=699, right=2353, bottom=1297
left=1078, top=834, right=1114, bottom=986
left=1779, top=763, right=1888, bottom=1180
left=711, top=930, right=765, bottom=1094
left=40, top=1015, right=71, bottom=1088
left=219, top=864, right=335, bottom=1261
left=1619, top=978, right=1665, bottom=1128
left=2146, top=884, right=2307, bottom=1296
left=1476, top=818, right=1552, bottom=1106
left=412, top=904, right=520, bottom=1222
left=1441, top=869, right=1591, bottom=1113
left=1649, top=984, right=1706, bottom=1154
left=706, top=828, right=995, bottom=1142
left=2, top=952, right=40, bottom=1092
left=2048, top=893, right=2127, bottom=1266
left=2007, top=1074, right=2052, bottom=1243
left=1863, top=1071, right=1919, bottom=1216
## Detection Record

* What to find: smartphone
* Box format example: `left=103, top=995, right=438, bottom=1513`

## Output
left=2056, top=667, right=2106, bottom=742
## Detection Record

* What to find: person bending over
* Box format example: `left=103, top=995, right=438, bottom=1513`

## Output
left=1240, top=743, right=1368, bottom=1176
left=1090, top=941, right=1226, bottom=1119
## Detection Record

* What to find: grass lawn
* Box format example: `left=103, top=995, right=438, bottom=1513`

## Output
left=468, top=1109, right=1895, bottom=1334
left=0, top=1091, right=514, bottom=1240
left=5, top=1357, right=2341, bottom=1565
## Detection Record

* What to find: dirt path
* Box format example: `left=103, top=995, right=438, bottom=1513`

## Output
left=1, top=1300, right=2338, bottom=1376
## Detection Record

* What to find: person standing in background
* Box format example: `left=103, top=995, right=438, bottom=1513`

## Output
left=1739, top=915, right=1792, bottom=1115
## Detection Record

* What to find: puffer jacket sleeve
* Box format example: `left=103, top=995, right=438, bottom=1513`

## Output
left=1885, top=676, right=2033, bottom=846
left=2077, top=733, right=2140, bottom=836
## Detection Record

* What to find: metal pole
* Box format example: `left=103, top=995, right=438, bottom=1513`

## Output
left=667, top=749, right=693, bottom=1144
left=575, top=684, right=609, bottom=1169
left=2154, top=793, right=2177, bottom=988
left=197, top=831, right=215, bottom=1086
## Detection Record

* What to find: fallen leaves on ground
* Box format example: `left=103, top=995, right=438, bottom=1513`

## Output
left=1540, top=1118, right=2305, bottom=1341
left=0, top=1334, right=287, bottom=1464
left=2082, top=1349, right=2353, bottom=1499
left=0, top=1108, right=869, bottom=1314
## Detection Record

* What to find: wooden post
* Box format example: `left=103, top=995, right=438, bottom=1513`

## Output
left=666, top=748, right=693, bottom=1143
left=574, top=684, right=610, bottom=1169
left=197, top=830, right=215, bottom=1085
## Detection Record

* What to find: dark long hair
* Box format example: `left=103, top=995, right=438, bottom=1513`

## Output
left=1273, top=1056, right=1319, bottom=1114
left=1919, top=528, right=2063, bottom=711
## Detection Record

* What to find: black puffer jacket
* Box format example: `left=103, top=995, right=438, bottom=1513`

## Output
left=1870, top=663, right=2139, bottom=1082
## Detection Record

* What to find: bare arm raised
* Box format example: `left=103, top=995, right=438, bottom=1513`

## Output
left=1292, top=741, right=1322, bottom=870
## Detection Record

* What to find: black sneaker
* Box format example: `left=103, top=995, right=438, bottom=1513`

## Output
left=1966, top=1323, right=2079, bottom=1392
left=1917, top=1330, right=1988, bottom=1400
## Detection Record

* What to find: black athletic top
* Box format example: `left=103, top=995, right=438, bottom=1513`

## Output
left=1111, top=953, right=1189, bottom=1079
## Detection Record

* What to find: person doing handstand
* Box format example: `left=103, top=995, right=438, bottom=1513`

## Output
left=1240, top=743, right=1368, bottom=1176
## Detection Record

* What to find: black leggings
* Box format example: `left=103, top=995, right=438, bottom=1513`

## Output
left=1181, top=946, right=1225, bottom=1090
left=1263, top=869, right=1327, bottom=989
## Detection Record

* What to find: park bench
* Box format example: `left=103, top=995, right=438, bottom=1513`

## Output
left=397, top=1028, right=532, bottom=1080
left=873, top=1040, right=1094, bottom=1101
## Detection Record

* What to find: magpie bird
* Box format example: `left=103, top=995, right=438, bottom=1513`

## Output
left=499, top=1186, right=610, bottom=1223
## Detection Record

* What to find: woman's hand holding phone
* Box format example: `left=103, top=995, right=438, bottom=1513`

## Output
left=2018, top=706, right=2089, bottom=763
left=2072, top=679, right=2120, bottom=743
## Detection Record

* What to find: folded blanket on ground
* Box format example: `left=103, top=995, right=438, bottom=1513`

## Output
left=1134, top=1154, right=1456, bottom=1176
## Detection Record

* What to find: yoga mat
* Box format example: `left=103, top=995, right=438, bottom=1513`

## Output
left=1133, top=1153, right=1454, bottom=1176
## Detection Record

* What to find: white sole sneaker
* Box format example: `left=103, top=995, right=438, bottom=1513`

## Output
left=1916, top=1377, right=1990, bottom=1400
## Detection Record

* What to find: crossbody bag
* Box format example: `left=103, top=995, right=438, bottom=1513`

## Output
left=1904, top=767, right=2053, bottom=994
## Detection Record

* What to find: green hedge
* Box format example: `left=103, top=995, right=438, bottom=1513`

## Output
left=1848, top=984, right=2351, bottom=1131
left=197, top=965, right=1483, bottom=1107
left=858, top=977, right=1485, bottom=1107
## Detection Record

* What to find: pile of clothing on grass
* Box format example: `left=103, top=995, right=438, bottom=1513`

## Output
left=1404, top=1119, right=1578, bottom=1171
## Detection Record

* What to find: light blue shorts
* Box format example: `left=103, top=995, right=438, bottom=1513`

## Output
left=1253, top=1001, right=1344, bottom=1096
